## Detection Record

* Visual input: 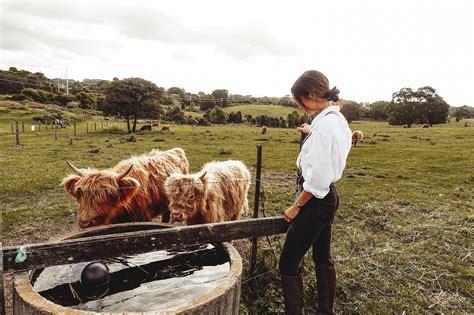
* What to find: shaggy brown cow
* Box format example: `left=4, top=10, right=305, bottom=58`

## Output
left=62, top=147, right=189, bottom=228
left=261, top=126, right=268, bottom=134
left=352, top=130, right=363, bottom=146
left=161, top=125, right=171, bottom=131
left=164, top=160, right=251, bottom=225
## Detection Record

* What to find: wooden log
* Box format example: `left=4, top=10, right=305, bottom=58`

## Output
left=2, top=216, right=289, bottom=273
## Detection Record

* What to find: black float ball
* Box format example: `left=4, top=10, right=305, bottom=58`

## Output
left=81, top=262, right=111, bottom=299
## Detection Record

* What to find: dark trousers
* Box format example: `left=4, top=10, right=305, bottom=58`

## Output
left=279, top=184, right=339, bottom=276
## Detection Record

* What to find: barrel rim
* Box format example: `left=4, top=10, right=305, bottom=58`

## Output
left=14, top=222, right=242, bottom=314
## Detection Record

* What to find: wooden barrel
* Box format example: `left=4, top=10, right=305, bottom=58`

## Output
left=13, top=222, right=243, bottom=314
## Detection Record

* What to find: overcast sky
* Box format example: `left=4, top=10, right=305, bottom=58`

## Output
left=1, top=0, right=473, bottom=106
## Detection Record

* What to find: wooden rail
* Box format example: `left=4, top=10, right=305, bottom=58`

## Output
left=2, top=216, right=289, bottom=273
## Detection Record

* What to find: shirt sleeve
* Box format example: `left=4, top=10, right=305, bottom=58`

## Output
left=302, top=130, right=334, bottom=199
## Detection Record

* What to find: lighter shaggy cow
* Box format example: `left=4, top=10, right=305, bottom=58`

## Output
left=352, top=130, right=363, bottom=146
left=261, top=126, right=268, bottom=134
left=164, top=160, right=251, bottom=225
left=161, top=124, right=171, bottom=132
left=62, top=148, right=189, bottom=228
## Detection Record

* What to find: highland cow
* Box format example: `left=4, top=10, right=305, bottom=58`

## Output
left=352, top=130, right=363, bottom=146
left=261, top=126, right=268, bottom=134
left=164, top=160, right=251, bottom=225
left=62, top=147, right=189, bottom=228
left=161, top=125, right=171, bottom=131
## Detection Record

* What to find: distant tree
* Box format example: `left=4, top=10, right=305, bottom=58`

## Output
left=166, top=106, right=185, bottom=123
left=167, top=87, right=186, bottom=97
left=387, top=88, right=418, bottom=127
left=100, top=78, right=164, bottom=133
left=388, top=86, right=449, bottom=127
left=366, top=101, right=390, bottom=120
left=287, top=111, right=308, bottom=128
left=454, top=105, right=471, bottom=122
left=228, top=111, right=243, bottom=123
left=413, top=86, right=449, bottom=126
left=200, top=94, right=217, bottom=111
left=204, top=108, right=227, bottom=124
left=211, top=89, right=229, bottom=107
left=340, top=101, right=363, bottom=123
left=278, top=95, right=297, bottom=107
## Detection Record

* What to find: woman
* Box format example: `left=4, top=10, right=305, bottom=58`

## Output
left=279, top=70, right=352, bottom=314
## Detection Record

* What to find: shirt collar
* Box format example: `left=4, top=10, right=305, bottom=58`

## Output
left=310, top=105, right=340, bottom=128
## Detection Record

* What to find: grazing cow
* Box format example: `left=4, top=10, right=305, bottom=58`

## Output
left=161, top=124, right=171, bottom=132
left=402, top=124, right=409, bottom=128
left=352, top=130, right=363, bottom=146
left=422, top=124, right=430, bottom=128
left=164, top=160, right=251, bottom=225
left=62, top=148, right=189, bottom=228
left=261, top=126, right=268, bottom=134
left=139, top=124, right=152, bottom=131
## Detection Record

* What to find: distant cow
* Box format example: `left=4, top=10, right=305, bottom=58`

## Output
left=402, top=125, right=409, bottom=128
left=261, top=126, right=268, bottom=134
left=140, top=125, right=152, bottom=131
left=164, top=160, right=251, bottom=225
left=161, top=124, right=171, bottom=132
left=422, top=124, right=430, bottom=128
left=352, top=130, right=363, bottom=146
left=62, top=148, right=189, bottom=228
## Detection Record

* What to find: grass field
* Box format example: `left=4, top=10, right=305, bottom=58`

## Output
left=1, top=105, right=472, bottom=313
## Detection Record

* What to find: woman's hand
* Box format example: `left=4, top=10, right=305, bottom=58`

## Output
left=297, top=123, right=311, bottom=135
left=284, top=205, right=300, bottom=222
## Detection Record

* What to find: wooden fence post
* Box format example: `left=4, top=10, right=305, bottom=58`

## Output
left=11, top=124, right=13, bottom=134
left=54, top=123, right=58, bottom=140
left=73, top=121, right=77, bottom=137
left=0, top=240, right=4, bottom=315
left=15, top=121, right=20, bottom=145
left=94, top=122, right=97, bottom=131
left=22, top=120, right=25, bottom=133
left=38, top=122, right=41, bottom=131
left=250, top=144, right=263, bottom=275
left=86, top=123, right=89, bottom=134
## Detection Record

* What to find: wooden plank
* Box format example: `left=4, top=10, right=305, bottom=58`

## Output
left=3, top=216, right=289, bottom=273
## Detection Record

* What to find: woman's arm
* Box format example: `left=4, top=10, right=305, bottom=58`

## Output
left=284, top=190, right=313, bottom=222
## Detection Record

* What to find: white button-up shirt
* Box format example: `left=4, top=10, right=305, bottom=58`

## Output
left=297, top=105, right=352, bottom=198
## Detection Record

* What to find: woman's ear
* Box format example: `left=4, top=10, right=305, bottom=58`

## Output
left=62, top=174, right=81, bottom=197
left=117, top=177, right=140, bottom=203
left=308, top=92, right=318, bottom=101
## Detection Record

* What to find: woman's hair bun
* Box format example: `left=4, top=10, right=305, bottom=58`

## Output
left=323, top=86, right=340, bottom=102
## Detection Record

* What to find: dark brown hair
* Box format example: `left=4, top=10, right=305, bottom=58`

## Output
left=291, top=70, right=340, bottom=104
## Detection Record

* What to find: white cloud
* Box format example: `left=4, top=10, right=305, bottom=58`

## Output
left=1, top=0, right=473, bottom=105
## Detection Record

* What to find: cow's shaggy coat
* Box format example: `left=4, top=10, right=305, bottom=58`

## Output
left=164, top=160, right=251, bottom=225
left=62, top=148, right=189, bottom=228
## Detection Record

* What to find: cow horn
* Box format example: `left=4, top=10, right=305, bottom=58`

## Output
left=117, top=165, right=133, bottom=180
left=199, top=171, right=207, bottom=181
left=66, top=160, right=83, bottom=176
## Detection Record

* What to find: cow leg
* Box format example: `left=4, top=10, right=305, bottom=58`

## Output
left=161, top=211, right=171, bottom=223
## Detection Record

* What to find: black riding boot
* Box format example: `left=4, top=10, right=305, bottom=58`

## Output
left=315, top=264, right=336, bottom=314
left=281, top=274, right=304, bottom=315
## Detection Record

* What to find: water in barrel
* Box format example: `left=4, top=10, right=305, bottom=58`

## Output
left=32, top=244, right=230, bottom=312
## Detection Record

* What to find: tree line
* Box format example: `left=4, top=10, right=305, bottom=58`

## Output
left=1, top=67, right=472, bottom=133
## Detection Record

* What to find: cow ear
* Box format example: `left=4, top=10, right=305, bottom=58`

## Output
left=62, top=174, right=81, bottom=197
left=118, top=177, right=140, bottom=203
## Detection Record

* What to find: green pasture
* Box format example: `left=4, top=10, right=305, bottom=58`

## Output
left=0, top=105, right=472, bottom=313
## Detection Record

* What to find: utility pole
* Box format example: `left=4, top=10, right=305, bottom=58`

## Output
left=65, top=68, right=69, bottom=94
left=57, top=79, right=60, bottom=93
